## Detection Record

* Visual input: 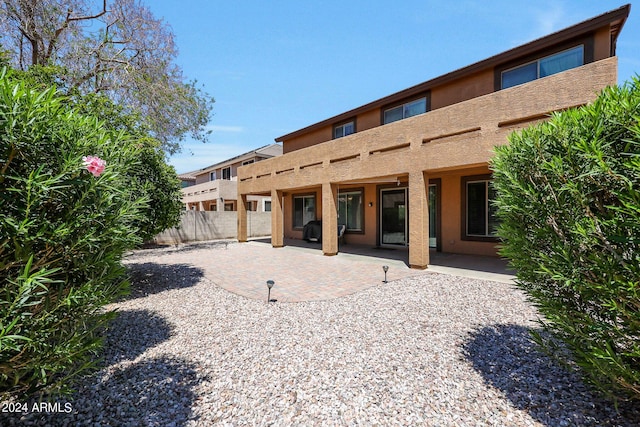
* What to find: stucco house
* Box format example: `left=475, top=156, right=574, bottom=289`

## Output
left=236, top=5, right=630, bottom=269
left=180, top=143, right=282, bottom=212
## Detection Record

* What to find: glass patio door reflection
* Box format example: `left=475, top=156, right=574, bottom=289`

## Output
left=380, top=188, right=408, bottom=246
left=429, top=184, right=437, bottom=248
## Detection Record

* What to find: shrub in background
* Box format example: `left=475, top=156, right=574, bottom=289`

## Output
left=491, top=77, right=640, bottom=402
left=0, top=69, right=164, bottom=399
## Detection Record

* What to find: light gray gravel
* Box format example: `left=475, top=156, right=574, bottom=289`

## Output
left=3, top=243, right=638, bottom=426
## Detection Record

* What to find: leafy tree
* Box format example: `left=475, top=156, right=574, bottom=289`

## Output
left=491, top=78, right=640, bottom=403
left=0, top=0, right=214, bottom=154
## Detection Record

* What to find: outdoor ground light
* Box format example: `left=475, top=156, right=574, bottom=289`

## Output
left=382, top=265, right=389, bottom=283
left=266, top=280, right=275, bottom=303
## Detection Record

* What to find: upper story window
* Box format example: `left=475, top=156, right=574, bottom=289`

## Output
left=334, top=121, right=355, bottom=139
left=210, top=171, right=217, bottom=181
left=383, top=97, right=427, bottom=124
left=501, top=45, right=584, bottom=89
left=222, top=167, right=231, bottom=180
left=242, top=159, right=255, bottom=165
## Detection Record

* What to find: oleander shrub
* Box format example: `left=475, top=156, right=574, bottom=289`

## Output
left=71, top=92, right=184, bottom=242
left=491, top=77, right=640, bottom=402
left=0, top=70, right=149, bottom=399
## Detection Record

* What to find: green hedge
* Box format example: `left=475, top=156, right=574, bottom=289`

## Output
left=491, top=77, right=640, bottom=402
left=0, top=71, right=148, bottom=399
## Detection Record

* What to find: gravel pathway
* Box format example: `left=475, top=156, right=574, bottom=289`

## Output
left=3, top=243, right=638, bottom=426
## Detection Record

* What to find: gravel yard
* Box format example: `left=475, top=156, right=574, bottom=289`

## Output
left=3, top=243, right=638, bottom=426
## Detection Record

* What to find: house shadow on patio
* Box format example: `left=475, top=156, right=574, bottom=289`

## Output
left=462, top=324, right=640, bottom=426
left=250, top=237, right=515, bottom=281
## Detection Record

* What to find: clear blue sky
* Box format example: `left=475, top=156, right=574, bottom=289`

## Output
left=147, top=1, right=639, bottom=174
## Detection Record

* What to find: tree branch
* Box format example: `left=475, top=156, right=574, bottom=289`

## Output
left=45, top=0, right=108, bottom=63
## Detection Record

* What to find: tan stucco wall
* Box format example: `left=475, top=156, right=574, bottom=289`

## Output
left=282, top=127, right=333, bottom=154
left=437, top=167, right=498, bottom=256
left=241, top=59, right=616, bottom=192
left=430, top=69, right=495, bottom=110
left=594, top=27, right=613, bottom=61
left=239, top=58, right=618, bottom=260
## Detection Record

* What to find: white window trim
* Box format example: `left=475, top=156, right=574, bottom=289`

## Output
left=383, top=97, right=427, bottom=124
left=334, top=121, right=355, bottom=139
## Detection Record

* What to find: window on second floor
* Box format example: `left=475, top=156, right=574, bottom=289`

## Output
left=383, top=97, right=427, bottom=124
left=501, top=45, right=584, bottom=89
left=222, top=167, right=231, bottom=180
left=242, top=159, right=255, bottom=165
left=210, top=171, right=217, bottom=181
left=334, top=121, right=355, bottom=139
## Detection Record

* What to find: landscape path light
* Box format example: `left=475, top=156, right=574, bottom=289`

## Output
left=382, top=265, right=389, bottom=283
left=266, top=280, right=275, bottom=303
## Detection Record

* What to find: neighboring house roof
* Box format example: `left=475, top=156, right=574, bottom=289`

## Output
left=177, top=174, right=196, bottom=181
left=255, top=143, right=285, bottom=157
left=275, top=4, right=630, bottom=142
left=182, top=143, right=283, bottom=176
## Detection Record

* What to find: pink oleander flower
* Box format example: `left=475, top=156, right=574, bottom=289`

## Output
left=82, top=155, right=106, bottom=177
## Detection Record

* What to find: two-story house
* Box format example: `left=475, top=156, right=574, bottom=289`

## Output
left=180, top=143, right=282, bottom=212
left=236, top=5, right=630, bottom=269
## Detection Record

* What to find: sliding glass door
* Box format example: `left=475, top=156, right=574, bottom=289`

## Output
left=380, top=188, right=408, bottom=246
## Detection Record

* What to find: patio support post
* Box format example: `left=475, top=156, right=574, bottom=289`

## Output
left=238, top=193, right=248, bottom=243
left=408, top=170, right=430, bottom=269
left=322, top=182, right=338, bottom=256
left=271, top=189, right=284, bottom=248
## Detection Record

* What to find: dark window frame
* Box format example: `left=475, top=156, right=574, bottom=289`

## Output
left=222, top=167, right=231, bottom=180
left=292, top=193, right=317, bottom=229
left=461, top=174, right=499, bottom=242
left=333, top=118, right=357, bottom=139
left=381, top=92, right=431, bottom=125
left=338, top=187, right=365, bottom=234
left=428, top=178, right=442, bottom=252
left=494, top=35, right=594, bottom=91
